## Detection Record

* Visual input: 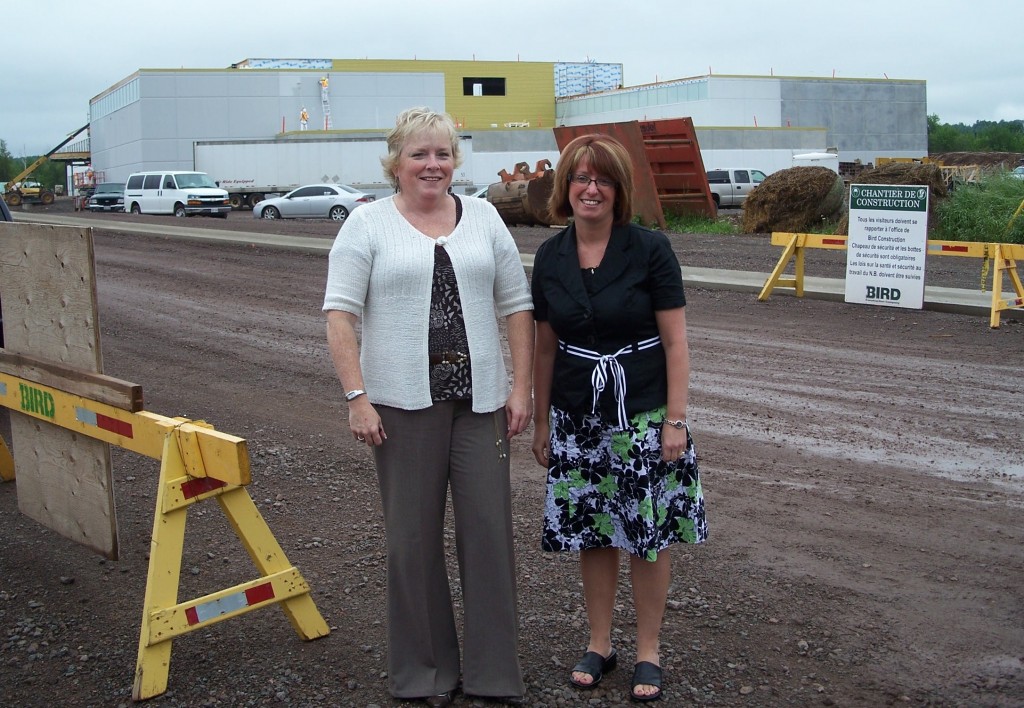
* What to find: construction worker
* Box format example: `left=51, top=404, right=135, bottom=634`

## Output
left=300, top=107, right=309, bottom=131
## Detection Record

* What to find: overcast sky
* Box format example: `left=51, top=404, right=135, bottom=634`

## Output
left=3, top=0, right=1021, bottom=157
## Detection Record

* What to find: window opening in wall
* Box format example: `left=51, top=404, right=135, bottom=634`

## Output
left=463, top=77, right=506, bottom=96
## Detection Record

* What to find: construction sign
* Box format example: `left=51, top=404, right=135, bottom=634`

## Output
left=845, top=184, right=929, bottom=309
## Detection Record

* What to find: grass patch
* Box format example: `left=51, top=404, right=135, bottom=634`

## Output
left=933, top=172, right=1024, bottom=243
left=803, top=218, right=843, bottom=235
left=663, top=212, right=739, bottom=234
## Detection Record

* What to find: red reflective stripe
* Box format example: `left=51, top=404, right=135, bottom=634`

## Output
left=941, top=245, right=969, bottom=253
left=245, top=582, right=275, bottom=605
left=180, top=477, right=227, bottom=499
left=96, top=413, right=133, bottom=438
left=185, top=607, right=200, bottom=625
left=822, top=238, right=846, bottom=246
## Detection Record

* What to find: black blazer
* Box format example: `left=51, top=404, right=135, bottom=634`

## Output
left=532, top=222, right=686, bottom=422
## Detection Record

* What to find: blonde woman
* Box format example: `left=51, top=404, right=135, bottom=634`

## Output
left=324, top=108, right=534, bottom=706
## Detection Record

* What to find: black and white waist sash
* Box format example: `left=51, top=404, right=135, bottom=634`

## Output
left=557, top=335, right=662, bottom=429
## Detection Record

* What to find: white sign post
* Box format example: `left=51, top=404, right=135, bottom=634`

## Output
left=845, top=184, right=930, bottom=309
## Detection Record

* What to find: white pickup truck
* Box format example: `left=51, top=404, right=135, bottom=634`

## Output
left=706, top=168, right=768, bottom=207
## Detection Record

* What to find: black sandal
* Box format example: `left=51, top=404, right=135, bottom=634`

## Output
left=569, top=648, right=618, bottom=689
left=630, top=661, right=663, bottom=702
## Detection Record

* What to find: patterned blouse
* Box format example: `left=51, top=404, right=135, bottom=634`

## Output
left=428, top=196, right=471, bottom=400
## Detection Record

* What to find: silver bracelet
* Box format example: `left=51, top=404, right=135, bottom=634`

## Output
left=345, top=389, right=366, bottom=402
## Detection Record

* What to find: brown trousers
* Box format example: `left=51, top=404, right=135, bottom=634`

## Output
left=374, top=401, right=525, bottom=699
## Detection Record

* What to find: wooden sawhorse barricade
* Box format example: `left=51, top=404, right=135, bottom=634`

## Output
left=0, top=354, right=329, bottom=700
left=757, top=232, right=1024, bottom=328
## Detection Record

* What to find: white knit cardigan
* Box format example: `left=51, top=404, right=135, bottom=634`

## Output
left=323, top=195, right=534, bottom=413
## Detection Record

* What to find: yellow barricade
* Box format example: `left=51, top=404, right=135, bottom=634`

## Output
left=0, top=433, right=13, bottom=482
left=0, top=366, right=330, bottom=700
left=758, top=232, right=1024, bottom=328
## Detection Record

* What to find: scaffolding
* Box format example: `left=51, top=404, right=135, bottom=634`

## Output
left=319, top=76, right=332, bottom=130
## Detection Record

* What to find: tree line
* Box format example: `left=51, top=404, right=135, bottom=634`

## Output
left=928, top=117, right=1024, bottom=153
left=0, top=139, right=65, bottom=189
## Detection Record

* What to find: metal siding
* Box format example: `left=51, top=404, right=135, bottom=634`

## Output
left=89, top=63, right=926, bottom=184
left=329, top=59, right=556, bottom=131
left=448, top=62, right=556, bottom=131
left=788, top=78, right=923, bottom=155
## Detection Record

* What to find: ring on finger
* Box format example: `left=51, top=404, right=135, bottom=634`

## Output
left=357, top=436, right=365, bottom=442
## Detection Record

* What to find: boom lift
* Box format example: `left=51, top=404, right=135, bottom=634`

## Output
left=3, top=124, right=89, bottom=207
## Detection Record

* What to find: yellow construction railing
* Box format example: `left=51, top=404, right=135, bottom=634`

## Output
left=758, top=232, right=1024, bottom=328
left=0, top=357, right=329, bottom=700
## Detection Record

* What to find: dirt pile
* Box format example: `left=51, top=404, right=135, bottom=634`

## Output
left=931, top=151, right=1024, bottom=169
left=740, top=166, right=844, bottom=234
left=854, top=162, right=948, bottom=195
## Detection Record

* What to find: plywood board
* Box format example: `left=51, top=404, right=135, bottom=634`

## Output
left=0, top=222, right=118, bottom=558
left=0, top=351, right=143, bottom=412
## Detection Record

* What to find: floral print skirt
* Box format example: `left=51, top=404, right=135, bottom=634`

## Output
left=542, top=405, right=707, bottom=561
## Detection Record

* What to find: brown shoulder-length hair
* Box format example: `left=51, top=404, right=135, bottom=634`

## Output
left=547, top=133, right=634, bottom=226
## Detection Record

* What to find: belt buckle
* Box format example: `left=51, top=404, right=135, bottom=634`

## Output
left=430, top=351, right=467, bottom=366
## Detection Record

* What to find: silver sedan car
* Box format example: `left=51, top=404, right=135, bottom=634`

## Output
left=252, top=183, right=374, bottom=222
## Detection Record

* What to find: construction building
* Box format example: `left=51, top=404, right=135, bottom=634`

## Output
left=85, top=58, right=927, bottom=191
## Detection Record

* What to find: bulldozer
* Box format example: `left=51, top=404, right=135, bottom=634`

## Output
left=3, top=123, right=88, bottom=207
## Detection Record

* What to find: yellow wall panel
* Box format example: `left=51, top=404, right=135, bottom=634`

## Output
left=330, top=59, right=556, bottom=131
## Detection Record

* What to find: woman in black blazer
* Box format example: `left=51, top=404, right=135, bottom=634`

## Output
left=531, top=134, right=707, bottom=703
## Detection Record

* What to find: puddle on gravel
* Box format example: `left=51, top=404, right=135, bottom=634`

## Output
left=694, top=409, right=1024, bottom=491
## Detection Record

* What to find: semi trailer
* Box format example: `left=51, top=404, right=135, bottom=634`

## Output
left=194, top=136, right=475, bottom=209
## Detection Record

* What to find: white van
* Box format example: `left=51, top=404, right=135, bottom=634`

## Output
left=123, top=171, right=231, bottom=218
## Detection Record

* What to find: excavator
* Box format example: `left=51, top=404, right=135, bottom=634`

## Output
left=3, top=124, right=89, bottom=207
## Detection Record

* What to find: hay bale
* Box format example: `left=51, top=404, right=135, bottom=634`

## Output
left=833, top=162, right=946, bottom=235
left=740, top=166, right=844, bottom=234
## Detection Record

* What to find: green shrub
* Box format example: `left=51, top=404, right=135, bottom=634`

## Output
left=933, top=172, right=1024, bottom=244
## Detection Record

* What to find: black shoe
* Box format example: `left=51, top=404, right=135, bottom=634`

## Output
left=569, top=648, right=618, bottom=689
left=465, top=696, right=527, bottom=706
left=630, top=661, right=663, bottom=702
left=423, top=691, right=453, bottom=708
left=499, top=697, right=527, bottom=706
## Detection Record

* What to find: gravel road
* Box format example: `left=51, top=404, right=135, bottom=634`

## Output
left=0, top=205, right=1021, bottom=707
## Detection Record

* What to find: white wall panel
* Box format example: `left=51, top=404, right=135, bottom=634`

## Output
left=90, top=66, right=926, bottom=182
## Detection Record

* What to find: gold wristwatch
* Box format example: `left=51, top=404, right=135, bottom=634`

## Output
left=664, top=418, right=687, bottom=429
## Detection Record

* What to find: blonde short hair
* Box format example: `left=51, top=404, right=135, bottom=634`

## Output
left=547, top=134, right=634, bottom=226
left=381, top=107, right=463, bottom=190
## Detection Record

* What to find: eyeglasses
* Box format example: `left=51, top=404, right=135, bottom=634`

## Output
left=568, top=174, right=616, bottom=189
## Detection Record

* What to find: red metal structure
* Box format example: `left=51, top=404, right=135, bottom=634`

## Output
left=554, top=118, right=716, bottom=228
